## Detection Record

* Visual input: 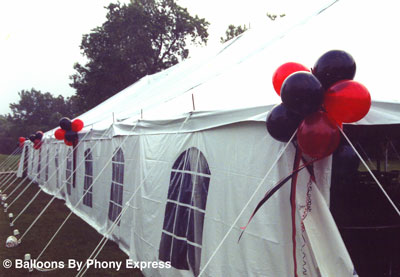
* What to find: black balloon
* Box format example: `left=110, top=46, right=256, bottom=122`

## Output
left=266, top=103, right=304, bottom=142
left=35, top=131, right=43, bottom=140
left=312, top=50, right=356, bottom=89
left=59, top=117, right=72, bottom=131
left=64, top=130, right=78, bottom=142
left=280, top=72, right=324, bottom=116
left=29, top=134, right=36, bottom=142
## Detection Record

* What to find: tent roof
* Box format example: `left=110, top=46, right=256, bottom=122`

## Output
left=49, top=0, right=400, bottom=136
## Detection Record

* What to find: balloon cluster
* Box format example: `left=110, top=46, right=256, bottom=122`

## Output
left=28, top=131, right=44, bottom=150
left=267, top=50, right=371, bottom=159
left=54, top=117, right=84, bottom=146
left=18, top=137, right=26, bottom=148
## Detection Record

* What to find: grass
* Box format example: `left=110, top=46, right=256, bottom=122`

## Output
left=0, top=153, right=21, bottom=172
left=0, top=162, right=143, bottom=276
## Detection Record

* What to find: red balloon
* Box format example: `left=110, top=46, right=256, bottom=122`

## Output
left=64, top=139, right=73, bottom=146
left=297, top=111, right=341, bottom=159
left=19, top=137, right=26, bottom=143
left=326, top=112, right=343, bottom=129
left=324, top=80, right=371, bottom=123
left=54, top=128, right=66, bottom=140
left=33, top=141, right=42, bottom=150
left=272, top=62, right=310, bottom=96
left=71, top=119, right=84, bottom=132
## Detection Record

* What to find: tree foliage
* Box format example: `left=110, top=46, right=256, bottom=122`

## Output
left=70, top=0, right=209, bottom=111
left=220, top=24, right=248, bottom=43
left=9, top=89, right=76, bottom=129
left=266, top=13, right=286, bottom=21
left=0, top=89, right=76, bottom=154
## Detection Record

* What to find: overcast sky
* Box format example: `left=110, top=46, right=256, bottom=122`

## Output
left=0, top=0, right=326, bottom=115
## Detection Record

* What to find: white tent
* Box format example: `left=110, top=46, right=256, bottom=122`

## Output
left=17, top=0, right=400, bottom=276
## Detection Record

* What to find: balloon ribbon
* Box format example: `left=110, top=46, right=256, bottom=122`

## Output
left=290, top=145, right=302, bottom=277
left=238, top=152, right=317, bottom=241
left=239, top=146, right=318, bottom=277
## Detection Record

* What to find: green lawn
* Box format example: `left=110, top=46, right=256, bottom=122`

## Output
left=0, top=154, right=20, bottom=172
left=0, top=174, right=143, bottom=276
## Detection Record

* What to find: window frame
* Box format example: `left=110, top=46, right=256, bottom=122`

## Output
left=108, top=147, right=125, bottom=225
left=66, top=148, right=73, bottom=195
left=159, top=147, right=211, bottom=275
left=45, top=147, right=49, bottom=182
left=83, top=148, right=93, bottom=207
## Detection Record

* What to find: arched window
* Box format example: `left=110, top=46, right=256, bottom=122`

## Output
left=30, top=148, right=34, bottom=175
left=37, top=147, right=42, bottom=179
left=45, top=147, right=49, bottom=182
left=66, top=149, right=73, bottom=195
left=108, top=148, right=124, bottom=225
left=72, top=145, right=77, bottom=188
left=83, top=149, right=93, bottom=207
left=55, top=148, right=60, bottom=188
left=159, top=147, right=211, bottom=276
left=23, top=145, right=29, bottom=178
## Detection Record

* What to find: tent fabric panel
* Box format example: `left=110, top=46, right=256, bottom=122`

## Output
left=17, top=120, right=356, bottom=276
left=127, top=122, right=354, bottom=276
left=83, top=101, right=400, bottom=140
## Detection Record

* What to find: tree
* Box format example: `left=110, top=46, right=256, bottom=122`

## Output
left=0, top=115, right=15, bottom=154
left=8, top=89, right=76, bottom=132
left=266, top=13, right=286, bottom=21
left=220, top=24, right=248, bottom=43
left=220, top=12, right=286, bottom=44
left=0, top=89, right=75, bottom=153
left=0, top=88, right=77, bottom=154
left=70, top=0, right=209, bottom=112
